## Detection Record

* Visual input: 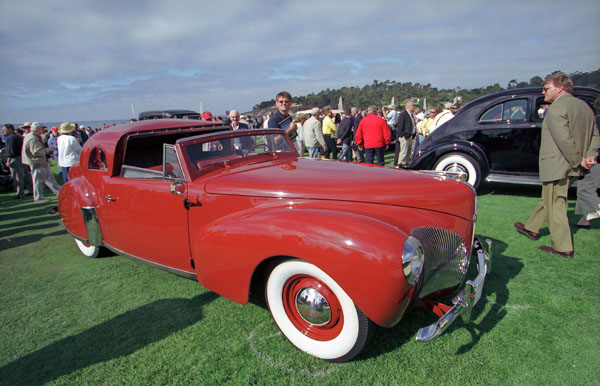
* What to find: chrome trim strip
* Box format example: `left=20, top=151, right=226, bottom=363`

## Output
left=103, top=242, right=197, bottom=281
left=81, top=207, right=102, bottom=246
left=416, top=237, right=492, bottom=341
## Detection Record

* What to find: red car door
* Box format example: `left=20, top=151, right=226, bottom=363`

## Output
left=98, top=177, right=192, bottom=272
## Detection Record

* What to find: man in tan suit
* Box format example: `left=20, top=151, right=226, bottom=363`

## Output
left=515, top=73, right=600, bottom=257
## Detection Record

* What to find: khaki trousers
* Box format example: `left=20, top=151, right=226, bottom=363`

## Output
left=525, top=177, right=574, bottom=253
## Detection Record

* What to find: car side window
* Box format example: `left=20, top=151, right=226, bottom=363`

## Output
left=163, top=145, right=185, bottom=180
left=480, top=99, right=528, bottom=123
left=88, top=147, right=107, bottom=170
left=504, top=99, right=527, bottom=121
left=480, top=105, right=503, bottom=122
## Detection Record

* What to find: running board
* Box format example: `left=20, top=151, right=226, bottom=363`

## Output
left=485, top=173, right=578, bottom=187
left=485, top=173, right=541, bottom=185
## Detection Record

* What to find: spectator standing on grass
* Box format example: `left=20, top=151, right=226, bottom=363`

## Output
left=321, top=107, right=338, bottom=159
left=394, top=99, right=416, bottom=168
left=74, top=124, right=88, bottom=146
left=337, top=108, right=353, bottom=161
left=351, top=107, right=364, bottom=162
left=268, top=91, right=297, bottom=138
left=294, top=112, right=307, bottom=155
left=421, top=108, right=438, bottom=136
left=514, top=73, right=600, bottom=258
left=47, top=127, right=59, bottom=164
left=57, top=122, right=82, bottom=183
left=303, top=108, right=326, bottom=158
left=431, top=103, right=455, bottom=131
left=382, top=104, right=398, bottom=131
left=22, top=122, right=61, bottom=203
left=2, top=124, right=31, bottom=198
left=229, top=110, right=249, bottom=131
left=574, top=96, right=600, bottom=229
left=355, top=105, right=391, bottom=165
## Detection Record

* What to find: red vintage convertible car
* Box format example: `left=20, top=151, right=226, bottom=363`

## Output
left=58, top=119, right=491, bottom=362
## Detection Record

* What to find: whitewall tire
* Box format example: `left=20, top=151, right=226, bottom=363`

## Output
left=434, top=152, right=482, bottom=188
left=265, top=259, right=373, bottom=362
left=75, top=239, right=101, bottom=258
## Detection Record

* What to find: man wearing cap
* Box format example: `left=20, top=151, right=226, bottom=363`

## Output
left=303, top=108, right=327, bottom=158
left=202, top=111, right=214, bottom=121
left=57, top=122, right=82, bottom=183
left=47, top=127, right=59, bottom=164
left=22, top=122, right=61, bottom=203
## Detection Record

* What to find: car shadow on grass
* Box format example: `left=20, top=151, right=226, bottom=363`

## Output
left=0, top=229, right=67, bottom=252
left=359, top=236, right=522, bottom=360
left=0, top=292, right=219, bottom=386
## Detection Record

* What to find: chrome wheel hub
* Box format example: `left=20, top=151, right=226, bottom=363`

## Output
left=295, top=287, right=331, bottom=325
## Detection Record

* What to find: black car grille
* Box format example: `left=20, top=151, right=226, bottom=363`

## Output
left=412, top=227, right=469, bottom=297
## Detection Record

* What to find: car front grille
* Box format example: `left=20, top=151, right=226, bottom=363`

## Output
left=411, top=227, right=469, bottom=297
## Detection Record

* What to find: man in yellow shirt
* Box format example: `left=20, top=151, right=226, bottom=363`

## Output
left=322, top=107, right=338, bottom=159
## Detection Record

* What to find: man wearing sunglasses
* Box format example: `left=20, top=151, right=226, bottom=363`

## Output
left=268, top=91, right=297, bottom=139
left=515, top=73, right=599, bottom=258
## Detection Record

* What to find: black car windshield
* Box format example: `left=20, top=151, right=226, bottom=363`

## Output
left=186, top=132, right=294, bottom=170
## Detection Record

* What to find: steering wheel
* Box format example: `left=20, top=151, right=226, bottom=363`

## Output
left=243, top=143, right=270, bottom=156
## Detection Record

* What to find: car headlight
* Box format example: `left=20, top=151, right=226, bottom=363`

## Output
left=402, top=236, right=425, bottom=286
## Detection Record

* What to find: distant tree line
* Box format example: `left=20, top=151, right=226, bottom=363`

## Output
left=253, top=68, right=599, bottom=112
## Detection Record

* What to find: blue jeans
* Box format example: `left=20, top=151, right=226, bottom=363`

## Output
left=338, top=143, right=352, bottom=161
left=60, top=167, right=70, bottom=183
left=307, top=146, right=321, bottom=158
left=365, top=146, right=386, bottom=165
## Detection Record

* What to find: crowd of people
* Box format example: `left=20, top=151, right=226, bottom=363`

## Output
left=221, top=90, right=461, bottom=167
left=1, top=121, right=88, bottom=213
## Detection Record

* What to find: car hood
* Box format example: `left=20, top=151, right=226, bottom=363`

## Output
left=204, top=158, right=475, bottom=220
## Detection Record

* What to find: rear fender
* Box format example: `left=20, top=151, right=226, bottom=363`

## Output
left=58, top=177, right=102, bottom=244
left=415, top=141, right=489, bottom=175
left=192, top=208, right=414, bottom=327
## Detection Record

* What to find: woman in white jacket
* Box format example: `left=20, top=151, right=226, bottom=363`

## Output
left=57, top=122, right=82, bottom=183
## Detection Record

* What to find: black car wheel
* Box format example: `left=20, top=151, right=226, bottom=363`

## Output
left=434, top=153, right=482, bottom=188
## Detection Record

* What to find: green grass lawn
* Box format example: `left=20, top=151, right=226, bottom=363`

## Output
left=1, top=168, right=599, bottom=385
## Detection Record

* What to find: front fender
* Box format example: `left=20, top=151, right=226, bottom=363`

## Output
left=192, top=208, right=415, bottom=327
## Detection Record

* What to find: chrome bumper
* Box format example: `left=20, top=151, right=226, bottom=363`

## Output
left=416, top=237, right=492, bottom=341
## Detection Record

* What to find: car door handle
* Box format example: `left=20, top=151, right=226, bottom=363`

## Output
left=105, top=195, right=118, bottom=202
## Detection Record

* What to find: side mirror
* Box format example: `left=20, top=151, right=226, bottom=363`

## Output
left=170, top=181, right=185, bottom=197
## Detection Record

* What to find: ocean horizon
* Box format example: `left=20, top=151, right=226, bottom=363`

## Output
left=40, top=118, right=132, bottom=129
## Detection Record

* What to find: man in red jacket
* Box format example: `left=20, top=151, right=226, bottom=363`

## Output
left=355, top=105, right=392, bottom=165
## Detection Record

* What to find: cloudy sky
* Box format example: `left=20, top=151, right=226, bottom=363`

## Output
left=1, top=0, right=598, bottom=124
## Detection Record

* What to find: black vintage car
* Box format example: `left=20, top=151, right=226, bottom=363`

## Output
left=410, top=87, right=600, bottom=188
left=139, top=110, right=201, bottom=120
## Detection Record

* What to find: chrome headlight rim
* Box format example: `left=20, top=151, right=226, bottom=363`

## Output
left=402, top=236, right=425, bottom=286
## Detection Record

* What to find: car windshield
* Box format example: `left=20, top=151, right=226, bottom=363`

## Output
left=185, top=132, right=294, bottom=170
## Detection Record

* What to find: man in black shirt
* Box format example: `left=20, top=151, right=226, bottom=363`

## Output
left=267, top=91, right=297, bottom=137
left=2, top=124, right=30, bottom=198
